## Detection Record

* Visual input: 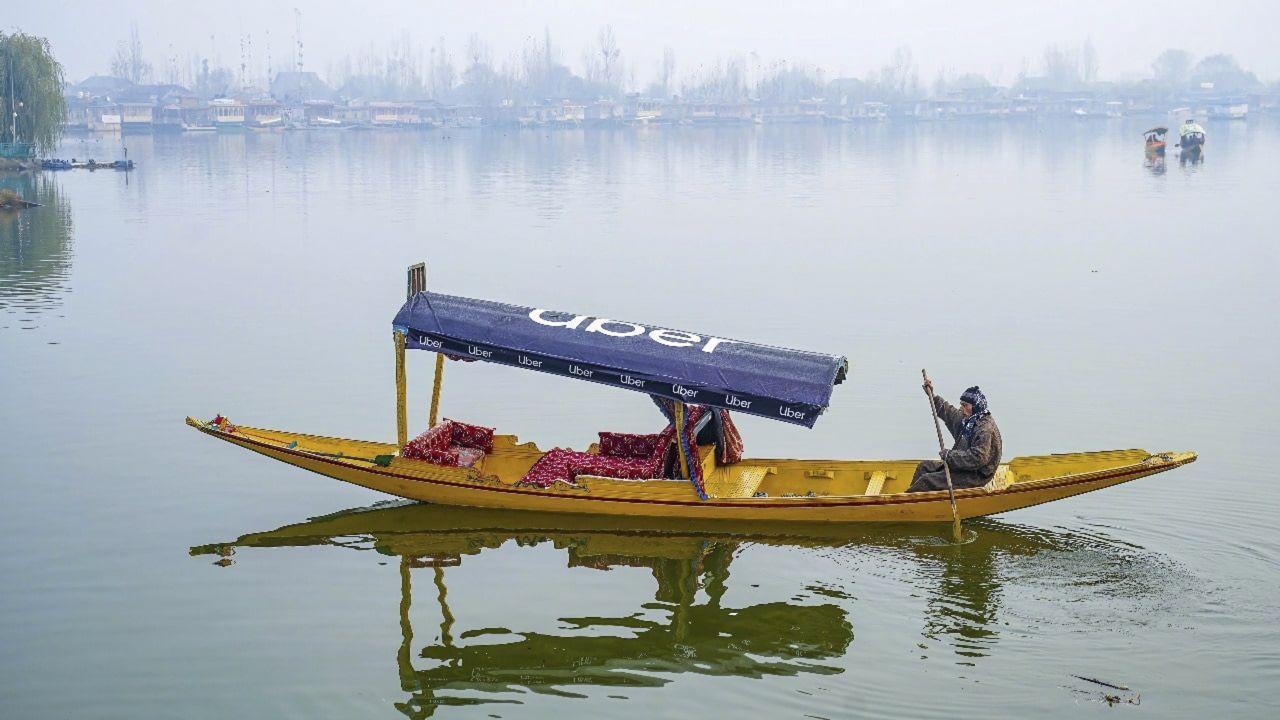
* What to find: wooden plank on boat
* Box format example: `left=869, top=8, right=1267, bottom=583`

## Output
left=864, top=471, right=887, bottom=496
left=703, top=465, right=772, bottom=499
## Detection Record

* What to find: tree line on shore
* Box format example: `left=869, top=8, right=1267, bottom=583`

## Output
left=3, top=25, right=1277, bottom=159
left=100, top=24, right=1275, bottom=105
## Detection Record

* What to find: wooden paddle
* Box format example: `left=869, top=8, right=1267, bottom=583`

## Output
left=922, top=369, right=964, bottom=543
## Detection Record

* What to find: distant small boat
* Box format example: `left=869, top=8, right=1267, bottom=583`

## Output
left=248, top=116, right=284, bottom=130
left=182, top=124, right=216, bottom=133
left=1144, top=127, right=1167, bottom=156
left=1178, top=120, right=1206, bottom=162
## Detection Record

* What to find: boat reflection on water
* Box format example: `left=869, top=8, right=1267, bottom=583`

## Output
left=193, top=505, right=857, bottom=714
left=192, top=503, right=1174, bottom=715
left=1145, top=153, right=1167, bottom=176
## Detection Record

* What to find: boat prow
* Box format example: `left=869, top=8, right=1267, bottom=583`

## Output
left=187, top=416, right=1195, bottom=523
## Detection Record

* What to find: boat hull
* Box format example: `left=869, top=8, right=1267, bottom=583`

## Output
left=189, top=418, right=1195, bottom=523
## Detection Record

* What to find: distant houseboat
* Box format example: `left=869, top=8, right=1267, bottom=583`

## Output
left=154, top=104, right=185, bottom=132
left=368, top=102, right=424, bottom=128
left=634, top=98, right=665, bottom=124
left=87, top=106, right=122, bottom=133
left=209, top=99, right=246, bottom=130
left=303, top=100, right=339, bottom=127
left=119, top=102, right=155, bottom=132
left=246, top=99, right=284, bottom=129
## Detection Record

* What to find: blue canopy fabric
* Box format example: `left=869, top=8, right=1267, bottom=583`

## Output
left=393, top=292, right=848, bottom=428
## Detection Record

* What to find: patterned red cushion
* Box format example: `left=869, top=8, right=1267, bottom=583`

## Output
left=519, top=446, right=665, bottom=487
left=598, top=432, right=662, bottom=458
left=448, top=419, right=494, bottom=453
left=570, top=453, right=660, bottom=480
left=422, top=447, right=461, bottom=465
left=520, top=448, right=581, bottom=487
left=403, top=422, right=459, bottom=465
left=520, top=405, right=714, bottom=488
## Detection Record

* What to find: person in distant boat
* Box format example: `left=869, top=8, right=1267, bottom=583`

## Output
left=908, top=383, right=1003, bottom=493
left=1179, top=119, right=1206, bottom=145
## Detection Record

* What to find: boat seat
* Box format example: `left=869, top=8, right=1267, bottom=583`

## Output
left=521, top=425, right=677, bottom=488
left=521, top=406, right=710, bottom=488
left=402, top=419, right=495, bottom=468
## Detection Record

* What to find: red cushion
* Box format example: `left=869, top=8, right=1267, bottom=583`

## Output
left=403, top=421, right=459, bottom=464
left=520, top=448, right=581, bottom=487
left=570, top=453, right=660, bottom=480
left=448, top=419, right=494, bottom=453
left=598, top=431, right=662, bottom=458
left=519, top=446, right=665, bottom=488
left=520, top=405, right=714, bottom=488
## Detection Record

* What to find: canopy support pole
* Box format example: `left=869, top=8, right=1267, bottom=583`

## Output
left=429, top=354, right=445, bottom=427
left=406, top=262, right=443, bottom=428
left=395, top=330, right=407, bottom=450
left=396, top=263, right=428, bottom=450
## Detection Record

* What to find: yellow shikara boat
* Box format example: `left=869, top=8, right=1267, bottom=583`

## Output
left=189, top=264, right=1195, bottom=523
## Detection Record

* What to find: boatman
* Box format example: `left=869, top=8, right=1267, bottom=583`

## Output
left=908, top=382, right=1003, bottom=493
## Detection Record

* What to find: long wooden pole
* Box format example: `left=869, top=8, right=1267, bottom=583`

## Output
left=406, top=262, right=443, bottom=427
left=922, top=369, right=964, bottom=543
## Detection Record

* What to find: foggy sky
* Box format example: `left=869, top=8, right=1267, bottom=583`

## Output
left=10, top=0, right=1279, bottom=86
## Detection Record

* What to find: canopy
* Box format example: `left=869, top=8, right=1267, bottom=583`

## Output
left=1144, top=126, right=1168, bottom=135
left=393, top=292, right=848, bottom=428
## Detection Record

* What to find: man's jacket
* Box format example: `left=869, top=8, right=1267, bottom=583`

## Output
left=934, top=395, right=1003, bottom=480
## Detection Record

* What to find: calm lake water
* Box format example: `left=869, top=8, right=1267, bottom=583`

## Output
left=2, top=120, right=1278, bottom=718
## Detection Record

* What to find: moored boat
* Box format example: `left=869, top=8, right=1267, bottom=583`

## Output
left=190, top=263, right=1195, bottom=523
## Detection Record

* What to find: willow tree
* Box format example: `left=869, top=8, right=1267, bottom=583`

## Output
left=0, top=32, right=67, bottom=155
